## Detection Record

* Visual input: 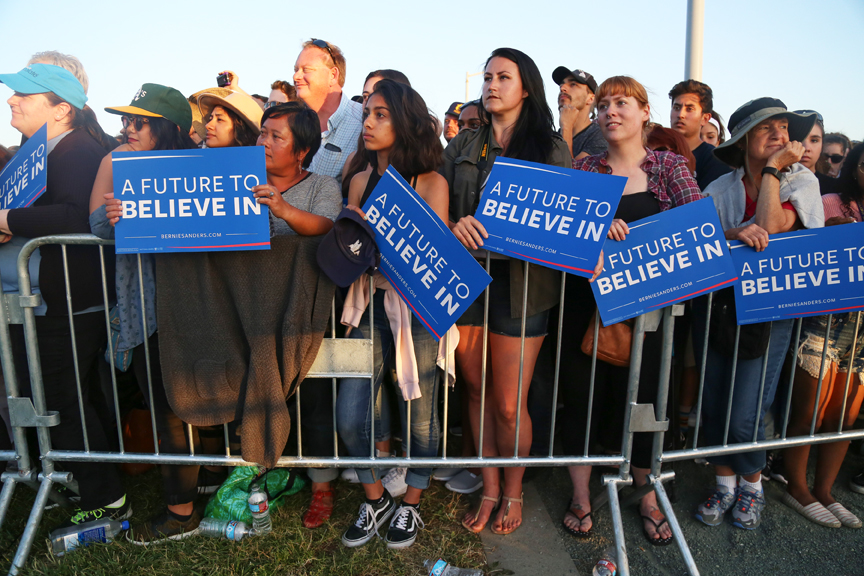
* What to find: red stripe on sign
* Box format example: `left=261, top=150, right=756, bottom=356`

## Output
left=508, top=251, right=594, bottom=274
left=649, top=277, right=738, bottom=308
left=168, top=242, right=271, bottom=249
left=786, top=305, right=864, bottom=316
left=378, top=268, right=441, bottom=340
left=23, top=186, right=47, bottom=207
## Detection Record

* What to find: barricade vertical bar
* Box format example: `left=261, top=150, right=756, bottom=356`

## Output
left=837, top=312, right=862, bottom=433
left=721, top=326, right=742, bottom=446
left=691, top=291, right=713, bottom=448
left=98, top=245, right=125, bottom=452
left=652, top=477, right=700, bottom=575
left=548, top=272, right=566, bottom=457
left=781, top=318, right=803, bottom=440
left=296, top=387, right=303, bottom=457
left=605, top=478, right=630, bottom=576
left=331, top=299, right=339, bottom=456
left=0, top=271, right=32, bottom=474
left=478, top=254, right=491, bottom=458
left=618, top=314, right=646, bottom=476
left=406, top=399, right=412, bottom=458
left=750, top=326, right=772, bottom=443
left=442, top=331, right=449, bottom=458
left=61, top=245, right=90, bottom=452
left=650, top=308, right=676, bottom=477
left=0, top=477, right=18, bottom=529
left=810, top=315, right=833, bottom=436
left=137, top=255, right=160, bottom=454
left=9, top=478, right=54, bottom=576
left=223, top=424, right=231, bottom=457
left=513, top=260, right=529, bottom=457
left=187, top=424, right=195, bottom=456
left=369, top=274, right=375, bottom=461
left=584, top=312, right=600, bottom=457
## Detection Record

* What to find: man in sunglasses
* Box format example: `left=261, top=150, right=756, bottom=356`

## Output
left=820, top=132, right=852, bottom=178
left=292, top=38, right=362, bottom=187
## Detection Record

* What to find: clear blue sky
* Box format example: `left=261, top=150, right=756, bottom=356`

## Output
left=1, top=0, right=862, bottom=147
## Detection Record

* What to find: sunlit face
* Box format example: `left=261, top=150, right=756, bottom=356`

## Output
left=361, top=76, right=382, bottom=105
left=257, top=115, right=305, bottom=174
left=205, top=105, right=236, bottom=148
left=558, top=77, right=593, bottom=111
left=362, top=93, right=396, bottom=152
left=596, top=92, right=649, bottom=144
left=122, top=116, right=157, bottom=152
left=745, top=117, right=789, bottom=162
left=482, top=56, right=527, bottom=118
left=670, top=93, right=709, bottom=140
left=700, top=123, right=719, bottom=147
left=292, top=47, right=336, bottom=108
left=458, top=104, right=482, bottom=133
left=267, top=89, right=288, bottom=105
left=7, top=92, right=57, bottom=138
left=443, top=115, right=459, bottom=141
left=799, top=124, right=823, bottom=172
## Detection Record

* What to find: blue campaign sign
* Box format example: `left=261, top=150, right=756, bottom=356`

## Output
left=362, top=167, right=492, bottom=340
left=112, top=147, right=269, bottom=254
left=730, top=223, right=864, bottom=325
left=0, top=123, right=47, bottom=210
left=473, top=157, right=625, bottom=278
left=591, top=199, right=738, bottom=325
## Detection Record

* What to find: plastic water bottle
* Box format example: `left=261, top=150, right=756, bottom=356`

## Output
left=423, top=558, right=483, bottom=576
left=49, top=518, right=129, bottom=556
left=198, top=517, right=251, bottom=541
left=247, top=483, right=272, bottom=534
left=592, top=547, right=618, bottom=576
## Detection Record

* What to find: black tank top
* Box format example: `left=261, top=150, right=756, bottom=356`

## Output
left=360, top=170, right=418, bottom=207
left=614, top=191, right=660, bottom=223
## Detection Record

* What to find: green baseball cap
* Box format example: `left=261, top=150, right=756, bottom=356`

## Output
left=105, top=83, right=193, bottom=134
left=0, top=63, right=87, bottom=109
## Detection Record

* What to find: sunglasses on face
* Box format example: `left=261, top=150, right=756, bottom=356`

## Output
left=121, top=116, right=150, bottom=131
left=310, top=38, right=335, bottom=62
left=822, top=153, right=845, bottom=164
left=263, top=101, right=280, bottom=110
left=793, top=109, right=824, bottom=125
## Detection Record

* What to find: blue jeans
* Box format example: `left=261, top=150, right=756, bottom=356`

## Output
left=698, top=317, right=793, bottom=475
left=336, top=291, right=440, bottom=490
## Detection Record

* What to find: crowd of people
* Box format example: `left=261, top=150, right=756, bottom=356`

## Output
left=0, top=42, right=862, bottom=554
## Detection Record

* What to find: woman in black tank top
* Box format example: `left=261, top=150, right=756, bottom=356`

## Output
left=563, top=76, right=702, bottom=545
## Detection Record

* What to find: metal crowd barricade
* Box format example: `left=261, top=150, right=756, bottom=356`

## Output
left=0, top=236, right=656, bottom=576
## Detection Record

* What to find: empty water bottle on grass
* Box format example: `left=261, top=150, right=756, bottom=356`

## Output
left=198, top=517, right=251, bottom=541
left=423, top=558, right=483, bottom=576
left=592, top=547, right=618, bottom=576
left=247, top=482, right=272, bottom=534
left=49, top=519, right=129, bottom=556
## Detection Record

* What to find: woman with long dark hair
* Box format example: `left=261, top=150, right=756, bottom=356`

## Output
left=444, top=48, right=571, bottom=536
left=336, top=79, right=448, bottom=549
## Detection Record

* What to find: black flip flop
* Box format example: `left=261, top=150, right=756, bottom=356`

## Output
left=641, top=514, right=673, bottom=546
left=563, top=500, right=593, bottom=538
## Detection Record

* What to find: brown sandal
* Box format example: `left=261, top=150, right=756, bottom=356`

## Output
left=491, top=493, right=523, bottom=535
left=461, top=494, right=500, bottom=533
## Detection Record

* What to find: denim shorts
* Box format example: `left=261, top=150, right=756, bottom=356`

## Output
left=796, top=313, right=864, bottom=379
left=455, top=259, right=549, bottom=338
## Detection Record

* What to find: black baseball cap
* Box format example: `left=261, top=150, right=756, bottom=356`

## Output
left=551, top=67, right=598, bottom=94
left=316, top=208, right=380, bottom=288
left=445, top=102, right=463, bottom=117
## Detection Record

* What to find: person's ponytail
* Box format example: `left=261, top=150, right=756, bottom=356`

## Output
left=44, top=93, right=117, bottom=152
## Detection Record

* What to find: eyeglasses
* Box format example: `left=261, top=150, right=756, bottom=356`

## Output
left=121, top=116, right=150, bottom=131
left=310, top=38, right=335, bottom=62
left=793, top=109, right=824, bottom=125
left=822, top=153, right=845, bottom=164
left=263, top=101, right=280, bottom=110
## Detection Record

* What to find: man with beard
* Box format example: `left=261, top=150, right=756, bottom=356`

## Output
left=551, top=66, right=606, bottom=159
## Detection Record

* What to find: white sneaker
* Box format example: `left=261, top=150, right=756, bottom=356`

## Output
left=432, top=468, right=462, bottom=482
left=382, top=467, right=408, bottom=497
left=341, top=468, right=361, bottom=483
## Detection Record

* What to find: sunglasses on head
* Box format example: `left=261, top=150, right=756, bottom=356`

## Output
left=121, top=116, right=150, bottom=131
left=310, top=38, right=335, bottom=62
left=793, top=109, right=824, bottom=125
left=822, top=153, right=845, bottom=164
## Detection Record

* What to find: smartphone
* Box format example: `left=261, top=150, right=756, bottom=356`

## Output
left=216, top=73, right=230, bottom=88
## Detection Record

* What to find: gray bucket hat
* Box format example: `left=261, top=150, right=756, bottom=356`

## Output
left=713, top=97, right=816, bottom=168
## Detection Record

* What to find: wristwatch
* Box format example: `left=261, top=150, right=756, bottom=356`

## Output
left=761, top=166, right=780, bottom=181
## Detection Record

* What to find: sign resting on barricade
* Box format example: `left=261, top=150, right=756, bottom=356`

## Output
left=473, top=157, right=625, bottom=278
left=112, top=147, right=270, bottom=254
left=362, top=167, right=492, bottom=340
left=0, top=123, right=47, bottom=210
left=730, top=223, right=864, bottom=324
left=592, top=199, right=738, bottom=325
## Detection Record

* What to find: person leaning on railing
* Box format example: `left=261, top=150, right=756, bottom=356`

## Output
left=781, top=141, right=864, bottom=529
left=695, top=98, right=823, bottom=531
left=0, top=62, right=129, bottom=531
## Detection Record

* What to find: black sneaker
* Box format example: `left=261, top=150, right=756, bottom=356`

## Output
left=197, top=467, right=228, bottom=495
left=127, top=509, right=202, bottom=545
left=44, top=484, right=81, bottom=510
left=55, top=494, right=132, bottom=530
left=341, top=491, right=395, bottom=548
left=850, top=470, right=864, bottom=495
left=385, top=504, right=424, bottom=549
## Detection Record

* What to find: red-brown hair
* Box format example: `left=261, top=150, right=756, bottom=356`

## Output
left=647, top=126, right=696, bottom=175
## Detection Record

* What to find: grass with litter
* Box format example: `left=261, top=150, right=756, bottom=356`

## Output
left=0, top=466, right=487, bottom=576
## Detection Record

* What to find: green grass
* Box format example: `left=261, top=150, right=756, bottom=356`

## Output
left=0, top=468, right=488, bottom=575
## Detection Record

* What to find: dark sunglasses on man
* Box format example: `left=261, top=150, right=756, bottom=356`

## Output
left=311, top=38, right=335, bottom=61
left=822, top=152, right=845, bottom=164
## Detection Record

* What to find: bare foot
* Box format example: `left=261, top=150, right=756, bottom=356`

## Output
left=493, top=494, right=523, bottom=534
left=640, top=502, right=672, bottom=543
left=462, top=492, right=499, bottom=533
left=563, top=499, right=593, bottom=535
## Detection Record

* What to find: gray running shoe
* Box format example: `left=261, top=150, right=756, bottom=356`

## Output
left=445, top=470, right=483, bottom=494
left=695, top=486, right=736, bottom=526
left=731, top=485, right=766, bottom=530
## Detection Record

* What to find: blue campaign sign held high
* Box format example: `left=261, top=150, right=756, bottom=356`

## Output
left=362, top=167, right=492, bottom=341
left=592, top=199, right=738, bottom=325
left=112, top=147, right=269, bottom=254
left=473, top=157, right=625, bottom=278
left=730, top=223, right=864, bottom=325
left=0, top=123, right=47, bottom=210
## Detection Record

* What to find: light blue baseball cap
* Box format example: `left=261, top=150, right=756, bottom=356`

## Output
left=0, top=63, right=87, bottom=110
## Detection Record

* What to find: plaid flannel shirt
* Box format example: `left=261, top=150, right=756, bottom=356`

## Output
left=573, top=149, right=703, bottom=211
left=309, top=94, right=363, bottom=186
